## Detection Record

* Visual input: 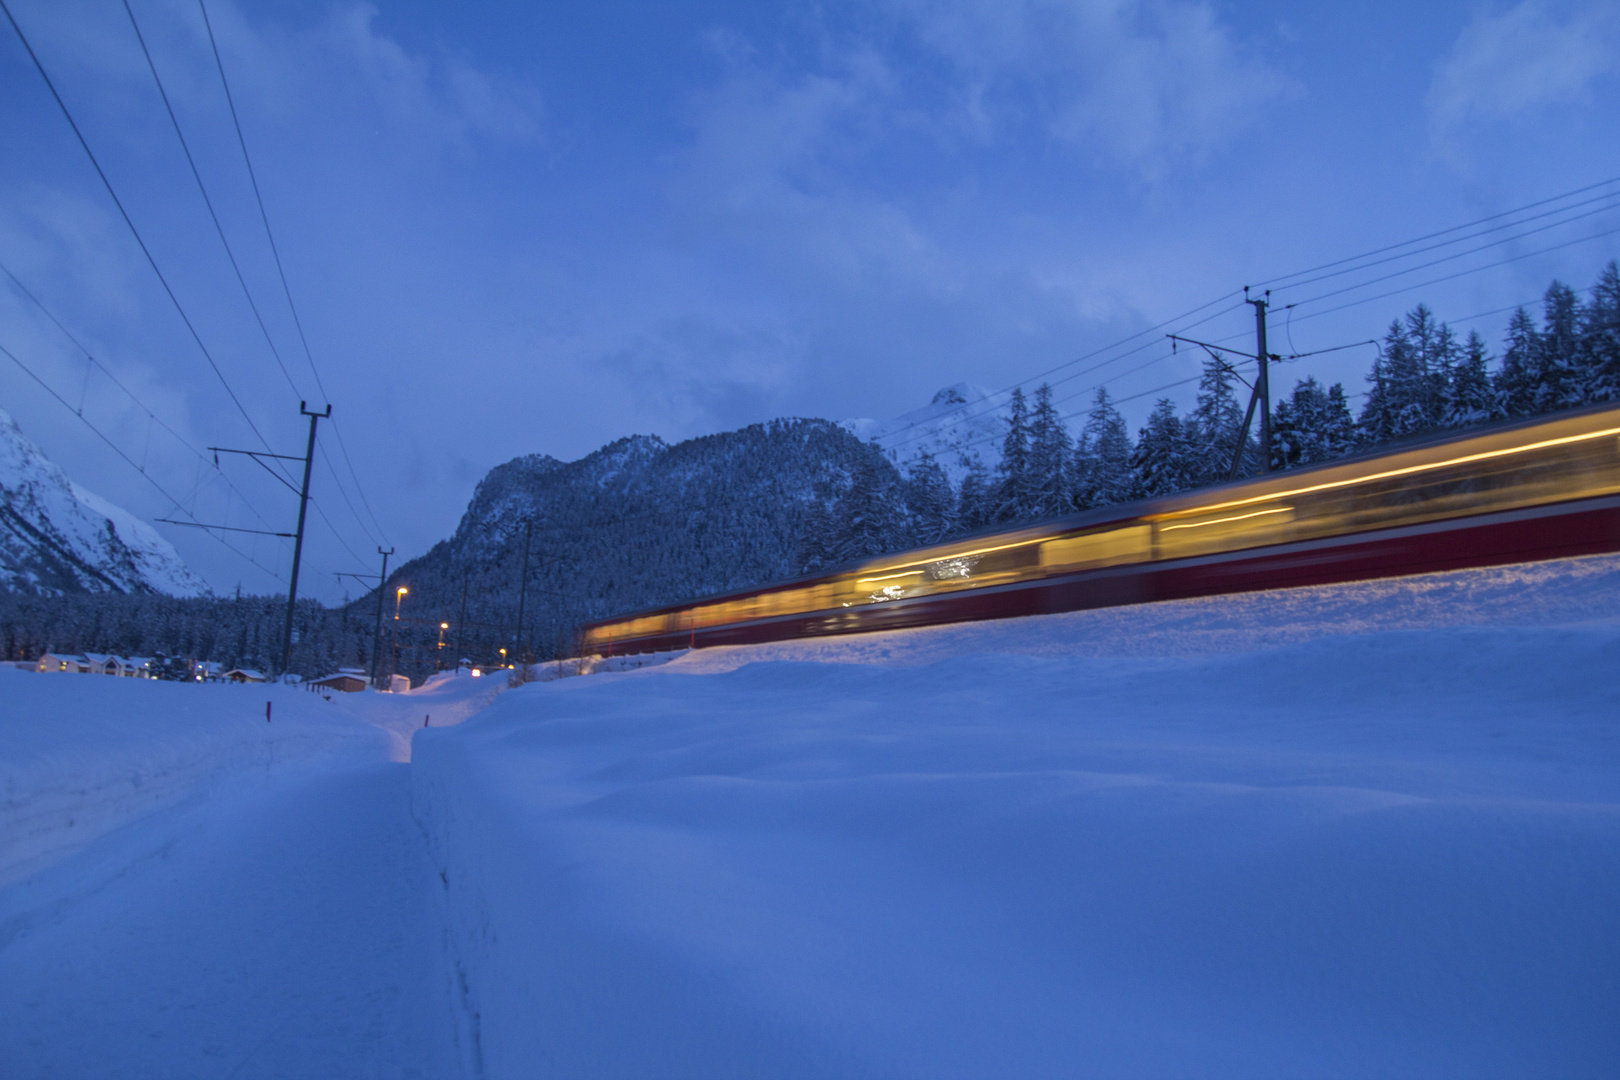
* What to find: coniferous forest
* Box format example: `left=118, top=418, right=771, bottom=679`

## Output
left=4, top=261, right=1617, bottom=682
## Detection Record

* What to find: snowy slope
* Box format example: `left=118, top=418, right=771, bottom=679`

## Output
left=845, top=382, right=1010, bottom=483
left=3, top=557, right=1618, bottom=1076
left=412, top=554, right=1620, bottom=1077
left=0, top=407, right=207, bottom=596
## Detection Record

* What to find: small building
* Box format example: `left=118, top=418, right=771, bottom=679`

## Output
left=386, top=673, right=411, bottom=693
left=308, top=671, right=368, bottom=693
left=224, top=668, right=267, bottom=684
left=35, top=652, right=86, bottom=674
left=118, top=656, right=155, bottom=678
left=81, top=653, right=124, bottom=676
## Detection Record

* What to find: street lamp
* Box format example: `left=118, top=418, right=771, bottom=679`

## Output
left=438, top=622, right=449, bottom=671
left=499, top=647, right=507, bottom=669
left=389, top=587, right=408, bottom=689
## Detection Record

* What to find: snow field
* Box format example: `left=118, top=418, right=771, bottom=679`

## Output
left=0, top=670, right=502, bottom=1079
left=1, top=555, right=1617, bottom=1077
left=0, top=669, right=502, bottom=892
left=413, top=556, right=1620, bottom=1077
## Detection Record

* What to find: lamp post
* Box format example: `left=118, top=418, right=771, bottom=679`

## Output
left=390, top=587, right=407, bottom=689
left=438, top=622, right=449, bottom=671
left=499, top=647, right=507, bottom=669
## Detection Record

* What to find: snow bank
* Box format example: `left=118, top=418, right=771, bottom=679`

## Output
left=413, top=556, right=1620, bottom=1076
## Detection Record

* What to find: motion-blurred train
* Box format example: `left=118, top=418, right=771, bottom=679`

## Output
left=580, top=403, right=1620, bottom=656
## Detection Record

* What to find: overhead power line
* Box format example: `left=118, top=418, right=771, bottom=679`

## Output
left=0, top=336, right=285, bottom=584
left=0, top=0, right=280, bottom=460
left=0, top=255, right=281, bottom=536
left=198, top=0, right=391, bottom=549
left=121, top=0, right=305, bottom=415
left=1254, top=173, right=1620, bottom=290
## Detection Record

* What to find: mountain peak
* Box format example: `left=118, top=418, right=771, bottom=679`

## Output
left=0, top=408, right=208, bottom=597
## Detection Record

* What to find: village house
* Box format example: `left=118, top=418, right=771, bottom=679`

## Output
left=34, top=652, right=86, bottom=673
left=224, top=669, right=267, bottom=683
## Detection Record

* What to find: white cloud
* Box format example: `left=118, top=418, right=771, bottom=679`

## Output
left=895, top=0, right=1295, bottom=177
left=1428, top=1, right=1620, bottom=146
left=318, top=4, right=544, bottom=146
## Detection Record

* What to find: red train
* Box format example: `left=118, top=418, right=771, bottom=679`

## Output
left=580, top=403, right=1620, bottom=656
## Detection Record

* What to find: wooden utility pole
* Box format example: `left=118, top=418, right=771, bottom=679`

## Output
left=369, top=546, right=393, bottom=686
left=1248, top=290, right=1273, bottom=472
left=280, top=402, right=330, bottom=673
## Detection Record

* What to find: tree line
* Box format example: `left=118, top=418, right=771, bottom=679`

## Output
left=803, top=261, right=1620, bottom=567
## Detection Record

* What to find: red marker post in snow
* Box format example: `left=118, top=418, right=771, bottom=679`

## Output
left=423, top=714, right=430, bottom=727
left=266, top=702, right=272, bottom=723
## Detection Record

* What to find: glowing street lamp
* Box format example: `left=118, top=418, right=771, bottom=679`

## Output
left=438, top=622, right=449, bottom=670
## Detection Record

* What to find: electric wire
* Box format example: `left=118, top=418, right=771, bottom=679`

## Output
left=1263, top=188, right=1620, bottom=296
left=0, top=0, right=280, bottom=461
left=1276, top=207, right=1620, bottom=312
left=0, top=256, right=282, bottom=535
left=198, top=0, right=392, bottom=548
left=1253, top=174, right=1620, bottom=290
left=121, top=0, right=305, bottom=418
left=1284, top=225, right=1620, bottom=327
left=0, top=337, right=285, bottom=584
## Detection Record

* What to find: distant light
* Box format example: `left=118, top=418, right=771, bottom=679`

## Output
left=471, top=669, right=482, bottom=677
left=397, top=587, right=408, bottom=595
left=440, top=622, right=449, bottom=630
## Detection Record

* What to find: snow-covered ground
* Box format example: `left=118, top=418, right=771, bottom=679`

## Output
left=3, top=557, right=1619, bottom=1077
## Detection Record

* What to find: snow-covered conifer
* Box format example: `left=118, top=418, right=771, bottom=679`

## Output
left=1130, top=399, right=1195, bottom=498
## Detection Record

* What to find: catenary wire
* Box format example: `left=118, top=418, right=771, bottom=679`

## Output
left=198, top=0, right=392, bottom=547
left=0, top=256, right=282, bottom=534
left=0, top=337, right=286, bottom=584
left=0, top=0, right=282, bottom=463
left=121, top=0, right=305, bottom=412
left=1253, top=174, right=1620, bottom=290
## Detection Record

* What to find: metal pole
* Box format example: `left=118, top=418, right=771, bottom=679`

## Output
left=1248, top=293, right=1272, bottom=472
left=456, top=569, right=468, bottom=671
left=513, top=519, right=532, bottom=668
left=280, top=402, right=329, bottom=674
left=369, top=546, right=393, bottom=686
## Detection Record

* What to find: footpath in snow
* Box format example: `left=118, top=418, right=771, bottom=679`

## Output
left=1, top=555, right=1618, bottom=1078
left=0, top=670, right=500, bottom=1079
left=413, top=555, right=1620, bottom=1078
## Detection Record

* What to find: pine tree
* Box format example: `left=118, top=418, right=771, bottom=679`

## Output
left=956, top=458, right=994, bottom=532
left=1026, top=384, right=1072, bottom=519
left=1494, top=307, right=1541, bottom=418
left=1581, top=260, right=1620, bottom=403
left=903, top=449, right=956, bottom=545
left=1130, top=399, right=1195, bottom=498
left=1535, top=280, right=1584, bottom=413
left=1272, top=377, right=1358, bottom=469
left=1188, top=354, right=1246, bottom=484
left=1359, top=319, right=1403, bottom=444
left=1444, top=330, right=1492, bottom=428
left=994, top=387, right=1034, bottom=522
left=817, top=447, right=909, bottom=566
left=1071, top=387, right=1133, bottom=508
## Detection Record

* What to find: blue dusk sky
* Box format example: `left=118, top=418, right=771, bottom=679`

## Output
left=2, top=0, right=1618, bottom=599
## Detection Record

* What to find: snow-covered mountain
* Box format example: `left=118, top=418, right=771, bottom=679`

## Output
left=844, top=382, right=1012, bottom=484
left=0, top=408, right=207, bottom=597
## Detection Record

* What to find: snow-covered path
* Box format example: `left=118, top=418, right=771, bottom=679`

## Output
left=0, top=759, right=457, bottom=1079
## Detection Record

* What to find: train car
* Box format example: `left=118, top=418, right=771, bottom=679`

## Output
left=580, top=403, right=1620, bottom=657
